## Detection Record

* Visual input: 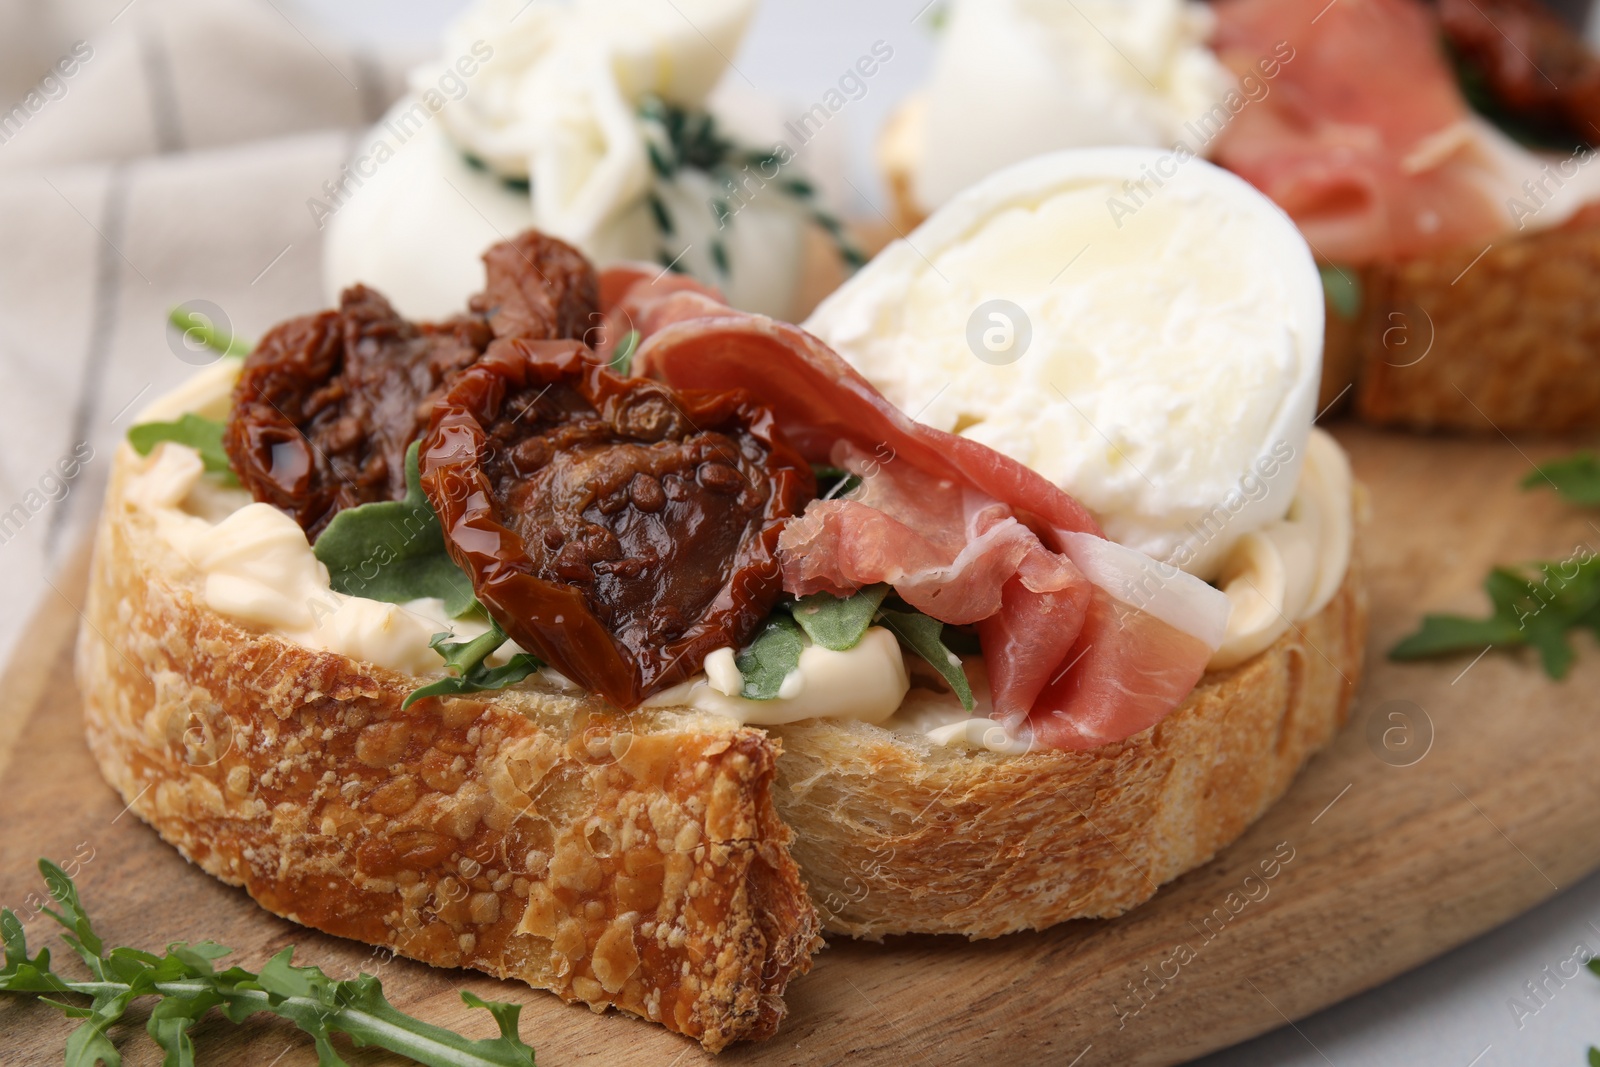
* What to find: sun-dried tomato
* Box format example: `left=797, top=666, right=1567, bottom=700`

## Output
left=420, top=339, right=815, bottom=709
left=1440, top=0, right=1600, bottom=147
left=223, top=287, right=491, bottom=537
left=470, top=230, right=601, bottom=343
left=224, top=232, right=598, bottom=538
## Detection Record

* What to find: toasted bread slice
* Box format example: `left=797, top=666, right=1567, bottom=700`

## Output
left=78, top=441, right=1365, bottom=1045
left=77, top=448, right=823, bottom=1052
left=775, top=557, right=1364, bottom=940
left=1336, top=206, right=1600, bottom=433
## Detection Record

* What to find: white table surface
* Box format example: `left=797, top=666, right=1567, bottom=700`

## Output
left=11, top=1, right=1600, bottom=1062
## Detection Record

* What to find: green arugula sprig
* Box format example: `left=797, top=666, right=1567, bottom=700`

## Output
left=790, top=584, right=889, bottom=650
left=315, top=442, right=480, bottom=618
left=735, top=614, right=807, bottom=700
left=1525, top=453, right=1600, bottom=507
left=403, top=621, right=544, bottom=710
left=126, top=305, right=250, bottom=479
left=168, top=306, right=252, bottom=359
left=1, top=859, right=535, bottom=1067
left=1390, top=558, right=1600, bottom=679
left=736, top=585, right=976, bottom=711
left=1392, top=451, right=1600, bottom=678
left=307, top=442, right=541, bottom=707
left=608, top=330, right=641, bottom=376
left=126, top=414, right=233, bottom=479
left=878, top=608, right=975, bottom=711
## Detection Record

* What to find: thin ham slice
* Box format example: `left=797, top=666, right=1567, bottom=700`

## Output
left=609, top=270, right=1227, bottom=750
left=596, top=269, right=730, bottom=363
left=1030, top=591, right=1217, bottom=750
left=1210, top=0, right=1508, bottom=265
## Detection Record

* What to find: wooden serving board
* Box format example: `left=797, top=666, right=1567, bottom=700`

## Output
left=4, top=424, right=1600, bottom=1066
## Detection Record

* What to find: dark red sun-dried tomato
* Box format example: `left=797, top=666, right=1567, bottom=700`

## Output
left=223, top=232, right=600, bottom=538
left=1440, top=0, right=1600, bottom=148
left=420, top=339, right=815, bottom=709
left=470, top=229, right=601, bottom=343
left=223, top=286, right=492, bottom=538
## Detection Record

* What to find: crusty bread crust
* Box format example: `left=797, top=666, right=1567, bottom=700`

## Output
left=78, top=441, right=1365, bottom=1041
left=1344, top=207, right=1600, bottom=433
left=775, top=558, right=1365, bottom=940
left=77, top=448, right=822, bottom=1053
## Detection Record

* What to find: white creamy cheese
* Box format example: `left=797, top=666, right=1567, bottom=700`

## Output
left=125, top=443, right=494, bottom=677
left=908, top=0, right=1232, bottom=212
left=805, top=148, right=1325, bottom=582
left=321, top=0, right=809, bottom=321
left=644, top=627, right=910, bottom=726
left=1208, top=427, right=1353, bottom=669
left=884, top=657, right=1031, bottom=755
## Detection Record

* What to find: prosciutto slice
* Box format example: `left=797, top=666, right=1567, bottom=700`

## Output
left=1210, top=0, right=1508, bottom=265
left=596, top=268, right=731, bottom=360
left=608, top=269, right=1229, bottom=750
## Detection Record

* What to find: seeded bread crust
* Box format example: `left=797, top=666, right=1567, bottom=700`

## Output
left=77, top=447, right=823, bottom=1053
left=79, top=440, right=1366, bottom=1045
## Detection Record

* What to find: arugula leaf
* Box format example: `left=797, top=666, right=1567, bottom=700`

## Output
left=459, top=992, right=538, bottom=1064
left=0, top=859, right=536, bottom=1067
left=609, top=329, right=641, bottom=375
left=1586, top=960, right=1600, bottom=1065
left=1391, top=557, right=1600, bottom=679
left=314, top=441, right=479, bottom=618
left=403, top=621, right=544, bottom=710
left=168, top=306, right=250, bottom=357
left=1319, top=264, right=1361, bottom=321
left=735, top=613, right=806, bottom=700
left=733, top=595, right=974, bottom=707
left=127, top=414, right=234, bottom=479
left=787, top=585, right=889, bottom=651
left=38, top=861, right=106, bottom=978
left=811, top=465, right=862, bottom=501
left=879, top=609, right=976, bottom=712
left=1524, top=453, right=1600, bottom=507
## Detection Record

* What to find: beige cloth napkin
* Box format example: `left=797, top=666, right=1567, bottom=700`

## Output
left=0, top=0, right=414, bottom=661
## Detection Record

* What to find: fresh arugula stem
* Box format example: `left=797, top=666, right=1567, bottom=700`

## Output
left=38, top=978, right=521, bottom=1065
left=57, top=980, right=394, bottom=1041
left=167, top=307, right=251, bottom=357
left=2, top=860, right=537, bottom=1067
left=403, top=622, right=544, bottom=709
left=444, top=626, right=510, bottom=677
left=609, top=329, right=641, bottom=375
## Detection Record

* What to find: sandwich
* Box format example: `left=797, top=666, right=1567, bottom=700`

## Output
left=881, top=0, right=1600, bottom=433
left=80, top=149, right=1364, bottom=1051
left=320, top=0, right=857, bottom=325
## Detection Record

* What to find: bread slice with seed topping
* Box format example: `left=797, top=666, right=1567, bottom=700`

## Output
left=79, top=439, right=1365, bottom=1047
